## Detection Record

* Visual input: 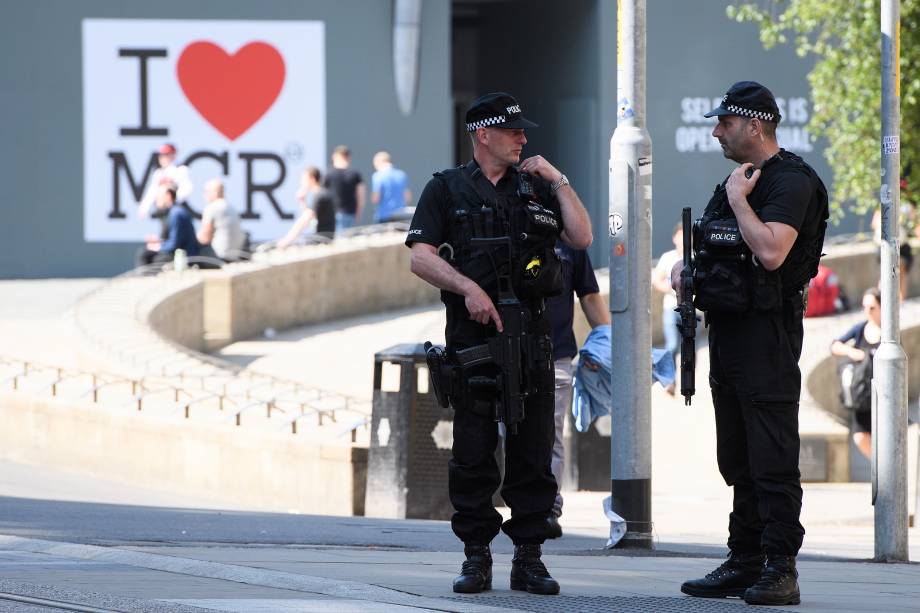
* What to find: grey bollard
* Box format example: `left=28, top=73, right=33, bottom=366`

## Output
left=364, top=343, right=454, bottom=520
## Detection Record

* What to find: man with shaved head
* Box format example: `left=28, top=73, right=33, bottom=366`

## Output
left=197, top=178, right=246, bottom=261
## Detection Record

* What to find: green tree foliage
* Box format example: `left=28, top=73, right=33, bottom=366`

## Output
left=727, top=0, right=919, bottom=218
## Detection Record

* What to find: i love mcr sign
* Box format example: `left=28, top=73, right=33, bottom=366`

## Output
left=82, top=19, right=326, bottom=242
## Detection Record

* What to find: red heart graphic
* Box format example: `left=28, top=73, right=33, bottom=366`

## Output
left=177, top=41, right=286, bottom=141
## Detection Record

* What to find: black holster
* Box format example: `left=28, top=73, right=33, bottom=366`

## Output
left=424, top=341, right=455, bottom=408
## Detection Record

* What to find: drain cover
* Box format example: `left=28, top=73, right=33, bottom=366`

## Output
left=448, top=594, right=795, bottom=612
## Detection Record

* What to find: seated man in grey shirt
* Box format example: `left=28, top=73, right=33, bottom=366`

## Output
left=197, top=178, right=246, bottom=261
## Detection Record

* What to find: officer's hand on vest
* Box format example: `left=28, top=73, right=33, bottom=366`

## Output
left=465, top=285, right=503, bottom=332
left=726, top=163, right=760, bottom=205
left=519, top=156, right=562, bottom=184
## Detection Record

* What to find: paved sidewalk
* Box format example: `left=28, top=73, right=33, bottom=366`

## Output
left=0, top=488, right=916, bottom=612
left=0, top=280, right=918, bottom=611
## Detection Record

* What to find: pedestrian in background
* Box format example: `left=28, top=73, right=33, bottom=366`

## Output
left=135, top=184, right=199, bottom=267
left=830, top=287, right=882, bottom=459
left=197, top=178, right=246, bottom=262
left=543, top=241, right=609, bottom=518
left=137, top=143, right=193, bottom=220
left=278, top=166, right=336, bottom=247
left=371, top=151, right=412, bottom=223
left=325, top=145, right=365, bottom=231
left=652, top=222, right=683, bottom=374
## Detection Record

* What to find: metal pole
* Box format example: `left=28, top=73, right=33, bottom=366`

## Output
left=393, top=0, right=422, bottom=116
left=875, top=0, right=909, bottom=563
left=608, top=0, right=653, bottom=549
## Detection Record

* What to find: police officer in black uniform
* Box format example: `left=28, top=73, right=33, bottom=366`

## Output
left=673, top=82, right=828, bottom=607
left=406, top=93, right=592, bottom=595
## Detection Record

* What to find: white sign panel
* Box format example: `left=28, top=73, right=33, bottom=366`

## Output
left=674, top=95, right=813, bottom=154
left=82, top=19, right=325, bottom=242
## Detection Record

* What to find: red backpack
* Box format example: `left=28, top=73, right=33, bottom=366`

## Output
left=805, top=264, right=840, bottom=317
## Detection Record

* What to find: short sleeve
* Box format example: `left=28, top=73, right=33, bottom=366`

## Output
left=757, top=170, right=813, bottom=231
left=314, top=193, right=334, bottom=213
left=201, top=202, right=216, bottom=225
left=836, top=322, right=866, bottom=345
left=406, top=177, right=449, bottom=248
left=371, top=171, right=381, bottom=193
left=572, top=249, right=600, bottom=297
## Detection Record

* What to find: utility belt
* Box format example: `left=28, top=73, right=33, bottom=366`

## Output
left=424, top=332, right=552, bottom=415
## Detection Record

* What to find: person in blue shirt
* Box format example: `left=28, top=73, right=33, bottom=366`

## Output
left=371, top=151, right=412, bottom=223
left=135, top=184, right=200, bottom=267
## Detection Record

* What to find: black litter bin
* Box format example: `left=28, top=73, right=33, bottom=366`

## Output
left=364, top=343, right=454, bottom=520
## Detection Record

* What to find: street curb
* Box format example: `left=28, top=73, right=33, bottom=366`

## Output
left=0, top=534, right=522, bottom=613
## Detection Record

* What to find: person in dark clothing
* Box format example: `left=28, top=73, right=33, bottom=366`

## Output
left=672, top=81, right=829, bottom=606
left=135, top=184, right=200, bottom=267
left=407, top=92, right=592, bottom=596
left=543, top=242, right=609, bottom=517
left=278, top=166, right=337, bottom=246
left=324, top=145, right=365, bottom=231
left=830, top=287, right=882, bottom=458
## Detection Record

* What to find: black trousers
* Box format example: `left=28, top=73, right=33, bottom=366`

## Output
left=135, top=248, right=174, bottom=268
left=448, top=362, right=558, bottom=545
left=708, top=305, right=806, bottom=556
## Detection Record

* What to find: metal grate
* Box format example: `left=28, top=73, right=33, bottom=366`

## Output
left=448, top=594, right=797, bottom=612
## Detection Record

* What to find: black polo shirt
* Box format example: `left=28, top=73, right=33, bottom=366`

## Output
left=747, top=150, right=827, bottom=292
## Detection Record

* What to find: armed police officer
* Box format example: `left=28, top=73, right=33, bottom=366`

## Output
left=674, top=82, right=828, bottom=607
left=407, top=93, right=592, bottom=595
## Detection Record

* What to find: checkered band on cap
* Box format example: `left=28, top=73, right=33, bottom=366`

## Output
left=725, top=104, right=777, bottom=122
left=467, top=115, right=506, bottom=132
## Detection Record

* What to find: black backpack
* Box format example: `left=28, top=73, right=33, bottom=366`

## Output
left=839, top=355, right=873, bottom=413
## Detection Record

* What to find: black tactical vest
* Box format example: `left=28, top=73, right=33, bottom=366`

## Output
left=433, top=163, right=564, bottom=305
left=692, top=150, right=828, bottom=313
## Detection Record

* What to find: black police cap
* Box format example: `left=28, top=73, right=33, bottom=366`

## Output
left=465, top=92, right=538, bottom=132
left=704, top=81, right=782, bottom=124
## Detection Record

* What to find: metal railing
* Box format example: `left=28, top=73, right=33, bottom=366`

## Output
left=1, top=355, right=370, bottom=442
left=65, top=237, right=404, bottom=441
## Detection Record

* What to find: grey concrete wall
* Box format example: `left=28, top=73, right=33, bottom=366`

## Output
left=0, top=391, right=365, bottom=515
left=201, top=234, right=439, bottom=351
left=148, top=282, right=207, bottom=353
left=0, top=0, right=451, bottom=278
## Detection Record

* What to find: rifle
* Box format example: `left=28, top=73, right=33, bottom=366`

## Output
left=425, top=233, right=538, bottom=434
left=677, top=206, right=698, bottom=405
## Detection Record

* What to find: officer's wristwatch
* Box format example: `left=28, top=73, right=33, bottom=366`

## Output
left=551, top=174, right=570, bottom=194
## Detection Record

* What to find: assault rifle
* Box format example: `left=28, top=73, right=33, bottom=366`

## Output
left=425, top=233, right=539, bottom=434
left=677, top=206, right=699, bottom=405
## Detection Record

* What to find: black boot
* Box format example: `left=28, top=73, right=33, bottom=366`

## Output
left=680, top=551, right=765, bottom=598
left=744, top=555, right=800, bottom=606
left=510, top=544, right=560, bottom=595
left=452, top=543, right=492, bottom=594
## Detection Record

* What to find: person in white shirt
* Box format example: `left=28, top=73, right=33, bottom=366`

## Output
left=137, top=143, right=193, bottom=219
left=652, top=223, right=684, bottom=371
left=197, top=178, right=246, bottom=261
